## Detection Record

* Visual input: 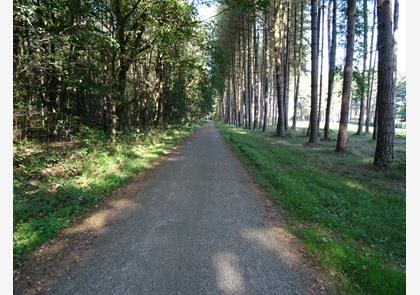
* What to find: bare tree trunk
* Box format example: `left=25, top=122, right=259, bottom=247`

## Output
left=373, top=0, right=397, bottom=166
left=243, top=17, right=249, bottom=128
left=283, top=1, right=291, bottom=131
left=335, top=0, right=356, bottom=152
left=309, top=0, right=319, bottom=143
left=247, top=14, right=253, bottom=129
left=317, top=0, right=325, bottom=136
left=274, top=0, right=286, bottom=136
left=253, top=8, right=259, bottom=130
left=323, top=0, right=337, bottom=140
left=365, top=0, right=377, bottom=133
left=262, top=11, right=269, bottom=132
left=293, top=0, right=304, bottom=130
left=239, top=30, right=244, bottom=127
left=356, top=0, right=369, bottom=135
left=232, top=48, right=237, bottom=126
left=226, top=69, right=231, bottom=124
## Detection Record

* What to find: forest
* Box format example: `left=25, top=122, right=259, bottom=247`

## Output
left=13, top=0, right=405, bottom=294
left=211, top=0, right=404, bottom=164
left=14, top=0, right=214, bottom=141
left=13, top=0, right=405, bottom=163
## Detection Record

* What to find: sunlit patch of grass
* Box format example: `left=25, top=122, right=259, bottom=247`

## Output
left=216, top=122, right=405, bottom=295
left=13, top=121, right=203, bottom=266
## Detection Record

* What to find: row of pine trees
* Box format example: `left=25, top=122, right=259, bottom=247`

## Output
left=212, top=0, right=399, bottom=167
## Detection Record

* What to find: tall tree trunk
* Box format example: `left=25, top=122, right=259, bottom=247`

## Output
left=323, top=0, right=337, bottom=140
left=262, top=11, right=269, bottom=132
left=292, top=0, right=304, bottom=130
left=242, top=18, right=248, bottom=128
left=238, top=30, right=243, bottom=127
left=292, top=2, right=298, bottom=130
left=309, top=0, right=319, bottom=143
left=373, top=0, right=397, bottom=166
left=226, top=68, right=231, bottom=124
left=247, top=15, right=253, bottom=129
left=232, top=47, right=237, bottom=126
left=356, top=0, right=369, bottom=135
left=317, top=0, right=325, bottom=136
left=335, top=0, right=356, bottom=152
left=274, top=1, right=285, bottom=137
left=283, top=1, right=291, bottom=131
left=365, top=0, right=377, bottom=133
left=253, top=9, right=259, bottom=130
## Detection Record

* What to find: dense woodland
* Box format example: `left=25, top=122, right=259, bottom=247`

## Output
left=14, top=0, right=214, bottom=142
left=211, top=0, right=404, bottom=166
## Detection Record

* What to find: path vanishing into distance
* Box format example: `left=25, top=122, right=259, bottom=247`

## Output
left=37, top=123, right=326, bottom=295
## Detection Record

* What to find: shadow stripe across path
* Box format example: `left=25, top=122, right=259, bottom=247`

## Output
left=47, top=122, right=306, bottom=295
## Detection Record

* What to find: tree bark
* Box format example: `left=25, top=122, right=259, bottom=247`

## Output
left=247, top=14, right=253, bottom=129
left=283, top=1, right=291, bottom=131
left=274, top=1, right=285, bottom=137
left=335, top=0, right=356, bottom=152
left=373, top=0, right=397, bottom=166
left=262, top=11, right=269, bottom=132
left=232, top=47, right=237, bottom=126
left=309, top=0, right=319, bottom=143
left=292, top=0, right=304, bottom=130
left=323, top=0, right=337, bottom=140
left=253, top=8, right=259, bottom=130
left=317, top=0, right=325, bottom=136
left=356, top=0, right=369, bottom=135
left=365, top=0, right=377, bottom=133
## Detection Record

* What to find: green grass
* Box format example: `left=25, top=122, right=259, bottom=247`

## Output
left=215, top=122, right=405, bottom=295
left=13, top=122, right=203, bottom=266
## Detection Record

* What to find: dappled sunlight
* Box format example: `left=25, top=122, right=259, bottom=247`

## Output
left=13, top=123, right=199, bottom=267
left=231, top=129, right=248, bottom=135
left=66, top=198, right=137, bottom=235
left=212, top=251, right=245, bottom=294
left=342, top=179, right=368, bottom=192
left=240, top=226, right=302, bottom=267
left=142, top=151, right=164, bottom=159
left=263, top=136, right=302, bottom=148
left=241, top=227, right=278, bottom=252
left=73, top=175, right=91, bottom=188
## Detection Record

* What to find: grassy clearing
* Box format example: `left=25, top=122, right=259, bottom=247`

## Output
left=216, top=122, right=405, bottom=295
left=13, top=122, right=203, bottom=266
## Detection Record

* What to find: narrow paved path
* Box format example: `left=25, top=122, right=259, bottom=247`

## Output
left=48, top=123, right=306, bottom=295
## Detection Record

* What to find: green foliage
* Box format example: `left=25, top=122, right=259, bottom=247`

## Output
left=216, top=122, right=405, bottom=294
left=14, top=0, right=213, bottom=141
left=13, top=122, right=203, bottom=265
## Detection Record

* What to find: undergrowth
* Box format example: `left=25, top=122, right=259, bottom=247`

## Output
left=13, top=122, right=203, bottom=266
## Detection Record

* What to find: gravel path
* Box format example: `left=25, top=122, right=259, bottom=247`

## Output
left=46, top=122, right=307, bottom=295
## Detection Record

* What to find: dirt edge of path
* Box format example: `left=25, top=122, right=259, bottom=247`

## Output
left=215, top=124, right=341, bottom=295
left=13, top=124, right=205, bottom=295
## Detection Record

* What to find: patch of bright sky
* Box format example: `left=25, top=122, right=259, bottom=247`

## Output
left=197, top=3, right=216, bottom=22
left=194, top=1, right=406, bottom=74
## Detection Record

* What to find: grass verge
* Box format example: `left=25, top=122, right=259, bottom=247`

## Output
left=215, top=122, right=405, bottom=295
left=13, top=122, right=203, bottom=266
